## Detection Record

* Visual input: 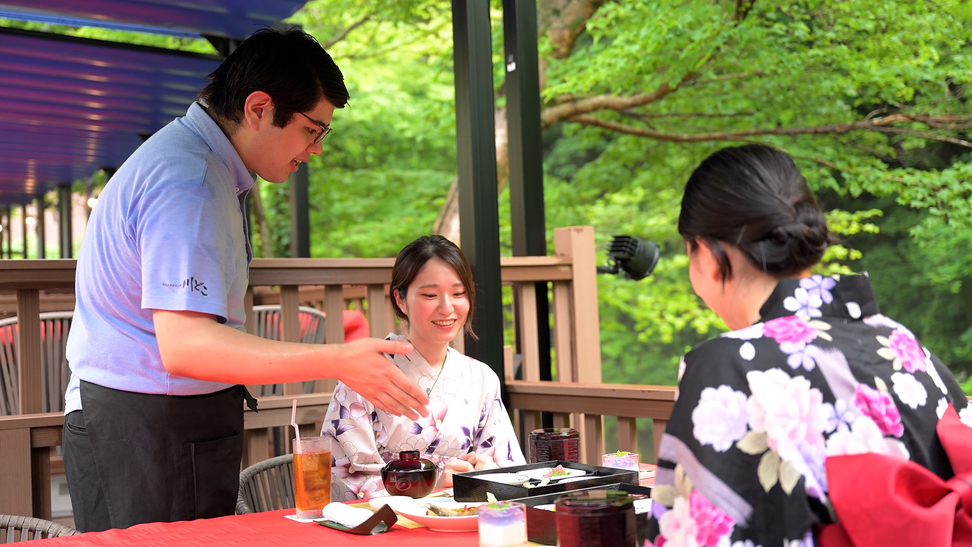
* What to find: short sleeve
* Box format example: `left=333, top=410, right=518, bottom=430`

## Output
left=136, top=169, right=238, bottom=322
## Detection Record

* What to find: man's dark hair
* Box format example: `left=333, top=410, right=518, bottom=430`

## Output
left=678, top=144, right=834, bottom=281
left=390, top=235, right=478, bottom=340
left=198, top=28, right=349, bottom=129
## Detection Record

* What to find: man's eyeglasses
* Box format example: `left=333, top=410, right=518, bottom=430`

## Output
left=298, top=112, right=332, bottom=144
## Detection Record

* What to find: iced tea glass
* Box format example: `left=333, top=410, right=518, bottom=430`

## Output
left=293, top=436, right=332, bottom=519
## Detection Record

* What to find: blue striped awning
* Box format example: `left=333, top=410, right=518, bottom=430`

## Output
left=0, top=0, right=308, bottom=204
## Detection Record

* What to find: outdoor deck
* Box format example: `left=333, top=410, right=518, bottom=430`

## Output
left=0, top=226, right=677, bottom=521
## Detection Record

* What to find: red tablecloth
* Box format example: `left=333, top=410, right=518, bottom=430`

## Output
left=32, top=467, right=656, bottom=546
left=25, top=509, right=479, bottom=547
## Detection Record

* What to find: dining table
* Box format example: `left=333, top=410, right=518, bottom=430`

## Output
left=24, top=464, right=656, bottom=546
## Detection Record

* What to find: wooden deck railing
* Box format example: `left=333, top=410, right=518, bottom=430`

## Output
left=0, top=226, right=676, bottom=520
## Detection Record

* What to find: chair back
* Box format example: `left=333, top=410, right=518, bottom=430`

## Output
left=237, top=454, right=296, bottom=514
left=0, top=514, right=80, bottom=541
left=0, top=312, right=74, bottom=416
left=251, top=306, right=326, bottom=397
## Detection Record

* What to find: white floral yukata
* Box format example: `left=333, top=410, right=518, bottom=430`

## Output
left=322, top=333, right=525, bottom=500
left=648, top=274, right=970, bottom=547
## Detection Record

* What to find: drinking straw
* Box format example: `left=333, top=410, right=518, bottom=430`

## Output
left=291, top=399, right=300, bottom=442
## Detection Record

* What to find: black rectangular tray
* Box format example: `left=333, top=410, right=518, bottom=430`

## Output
left=452, top=460, right=639, bottom=502
left=510, top=482, right=652, bottom=546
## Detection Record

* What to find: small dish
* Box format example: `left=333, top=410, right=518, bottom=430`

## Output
left=368, top=496, right=420, bottom=514
left=394, top=505, right=479, bottom=532
left=477, top=472, right=530, bottom=485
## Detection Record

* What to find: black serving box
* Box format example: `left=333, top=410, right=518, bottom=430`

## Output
left=452, top=460, right=639, bottom=502
left=511, top=482, right=652, bottom=546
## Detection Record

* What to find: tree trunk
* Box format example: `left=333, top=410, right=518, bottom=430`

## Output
left=432, top=0, right=605, bottom=244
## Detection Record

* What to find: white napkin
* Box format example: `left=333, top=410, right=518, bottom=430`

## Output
left=321, top=502, right=375, bottom=528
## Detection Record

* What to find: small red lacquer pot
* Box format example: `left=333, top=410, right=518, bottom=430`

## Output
left=380, top=450, right=437, bottom=498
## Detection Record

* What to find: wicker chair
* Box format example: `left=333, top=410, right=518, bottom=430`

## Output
left=0, top=514, right=80, bottom=541
left=236, top=454, right=297, bottom=515
left=0, top=312, right=74, bottom=415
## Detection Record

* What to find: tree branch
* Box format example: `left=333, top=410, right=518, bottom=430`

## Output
left=684, top=70, right=763, bottom=87
left=541, top=72, right=696, bottom=128
left=322, top=13, right=374, bottom=49
left=566, top=114, right=972, bottom=148
left=621, top=110, right=756, bottom=119
left=733, top=0, right=758, bottom=22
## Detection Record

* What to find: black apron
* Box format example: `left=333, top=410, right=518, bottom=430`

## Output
left=77, top=380, right=256, bottom=529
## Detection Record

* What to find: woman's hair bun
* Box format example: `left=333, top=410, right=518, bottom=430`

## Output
left=678, top=144, right=833, bottom=280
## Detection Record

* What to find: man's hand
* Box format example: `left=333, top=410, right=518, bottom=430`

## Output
left=335, top=338, right=429, bottom=420
left=153, top=311, right=429, bottom=420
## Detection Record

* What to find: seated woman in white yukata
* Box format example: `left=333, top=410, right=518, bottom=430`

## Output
left=322, top=235, right=525, bottom=500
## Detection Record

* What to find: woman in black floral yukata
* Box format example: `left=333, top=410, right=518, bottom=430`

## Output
left=647, top=144, right=970, bottom=547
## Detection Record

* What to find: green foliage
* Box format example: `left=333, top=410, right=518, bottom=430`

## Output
left=253, top=0, right=458, bottom=259
left=0, top=19, right=217, bottom=53
left=532, top=0, right=972, bottom=384
left=10, top=1, right=972, bottom=387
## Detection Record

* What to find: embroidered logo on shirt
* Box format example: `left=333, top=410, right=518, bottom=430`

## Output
left=162, top=277, right=208, bottom=296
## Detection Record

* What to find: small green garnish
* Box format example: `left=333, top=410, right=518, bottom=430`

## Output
left=614, top=450, right=631, bottom=457
left=487, top=501, right=513, bottom=509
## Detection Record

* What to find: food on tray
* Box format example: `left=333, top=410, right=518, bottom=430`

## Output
left=426, top=503, right=480, bottom=517
left=543, top=465, right=571, bottom=478
left=523, top=477, right=551, bottom=489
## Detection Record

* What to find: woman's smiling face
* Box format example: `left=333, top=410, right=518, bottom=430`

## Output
left=394, top=257, right=470, bottom=350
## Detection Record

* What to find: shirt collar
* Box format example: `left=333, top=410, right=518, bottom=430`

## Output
left=757, top=273, right=880, bottom=323
left=183, top=102, right=255, bottom=196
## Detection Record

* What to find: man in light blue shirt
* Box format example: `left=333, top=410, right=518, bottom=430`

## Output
left=62, top=28, right=429, bottom=532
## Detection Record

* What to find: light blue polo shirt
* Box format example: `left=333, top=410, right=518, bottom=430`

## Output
left=64, top=102, right=254, bottom=414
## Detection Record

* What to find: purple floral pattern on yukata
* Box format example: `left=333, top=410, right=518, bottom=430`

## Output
left=648, top=274, right=963, bottom=547
left=784, top=287, right=823, bottom=318
left=763, top=316, right=822, bottom=371
left=823, top=399, right=852, bottom=434
left=852, top=383, right=903, bottom=437
left=321, top=337, right=525, bottom=499
left=801, top=275, right=836, bottom=305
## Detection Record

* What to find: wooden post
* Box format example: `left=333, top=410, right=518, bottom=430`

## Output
left=17, top=289, right=42, bottom=414
left=281, top=285, right=302, bottom=396
left=315, top=284, right=344, bottom=394
left=582, top=413, right=604, bottom=465
left=553, top=227, right=601, bottom=383
left=554, top=227, right=602, bottom=453
left=0, top=428, right=32, bottom=516
left=617, top=416, right=639, bottom=455
left=515, top=283, right=540, bottom=381
left=366, top=284, right=387, bottom=338
left=32, top=446, right=52, bottom=519
left=551, top=281, right=574, bottom=382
